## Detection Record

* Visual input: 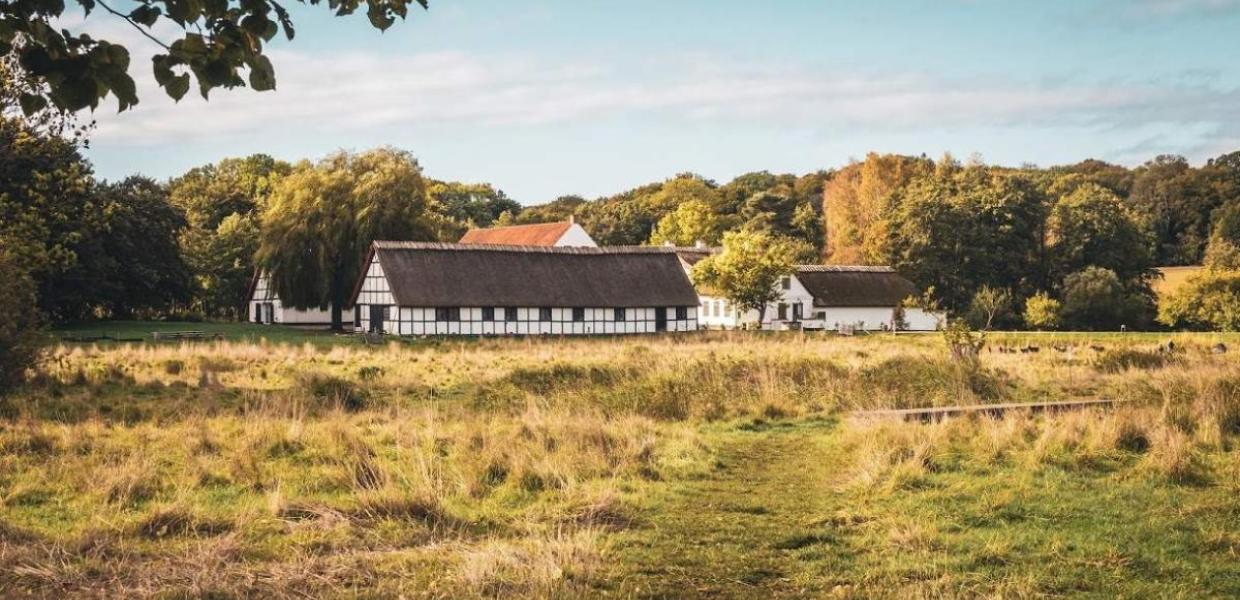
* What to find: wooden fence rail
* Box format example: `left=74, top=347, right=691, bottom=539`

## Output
left=853, top=398, right=1121, bottom=423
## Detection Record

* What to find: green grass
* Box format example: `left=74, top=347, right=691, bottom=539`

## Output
left=53, top=320, right=349, bottom=345
left=603, top=417, right=1240, bottom=598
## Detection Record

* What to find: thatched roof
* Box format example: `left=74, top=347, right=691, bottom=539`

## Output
left=351, top=242, right=700, bottom=308
left=459, top=221, right=574, bottom=246
left=671, top=246, right=721, bottom=267
left=796, top=265, right=918, bottom=307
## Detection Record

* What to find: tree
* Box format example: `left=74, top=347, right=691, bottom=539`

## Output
left=2, top=0, right=429, bottom=115
left=823, top=153, right=932, bottom=264
left=649, top=199, right=735, bottom=246
left=965, top=286, right=1012, bottom=330
left=516, top=195, right=586, bottom=225
left=1024, top=292, right=1062, bottom=330
left=90, top=177, right=194, bottom=317
left=428, top=181, right=520, bottom=230
left=1060, top=267, right=1153, bottom=330
left=0, top=117, right=100, bottom=320
left=0, top=250, right=42, bottom=395
left=1128, top=155, right=1218, bottom=265
left=1203, top=201, right=1240, bottom=270
left=885, top=167, right=1047, bottom=311
left=691, top=229, right=810, bottom=327
left=257, top=148, right=435, bottom=330
left=169, top=154, right=291, bottom=317
left=1158, top=270, right=1240, bottom=331
left=1047, top=183, right=1154, bottom=285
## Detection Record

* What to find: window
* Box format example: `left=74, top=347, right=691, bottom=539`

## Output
left=435, top=307, right=461, bottom=321
left=676, top=306, right=688, bottom=320
left=539, top=307, right=552, bottom=322
left=780, top=276, right=791, bottom=290
left=504, top=307, right=517, bottom=322
left=482, top=307, right=495, bottom=321
left=572, top=307, right=585, bottom=322
left=777, top=303, right=788, bottom=320
left=615, top=308, right=626, bottom=321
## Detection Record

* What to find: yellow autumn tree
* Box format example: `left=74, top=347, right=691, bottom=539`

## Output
left=822, top=153, right=932, bottom=264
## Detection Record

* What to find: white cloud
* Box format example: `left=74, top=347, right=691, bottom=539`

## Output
left=84, top=47, right=1240, bottom=157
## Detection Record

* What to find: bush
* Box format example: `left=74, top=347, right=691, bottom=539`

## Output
left=0, top=252, right=43, bottom=395
left=1158, top=269, right=1240, bottom=331
left=295, top=372, right=369, bottom=411
left=1060, top=267, right=1153, bottom=330
left=1093, top=348, right=1173, bottom=373
left=1024, top=292, right=1062, bottom=330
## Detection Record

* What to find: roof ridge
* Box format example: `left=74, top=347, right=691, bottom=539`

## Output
left=796, top=264, right=895, bottom=272
left=373, top=241, right=679, bottom=255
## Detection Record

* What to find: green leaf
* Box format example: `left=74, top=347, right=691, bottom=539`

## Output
left=19, top=93, right=48, bottom=116
left=166, top=73, right=191, bottom=100
left=247, top=54, right=275, bottom=91
left=153, top=55, right=176, bottom=85
left=129, top=4, right=162, bottom=27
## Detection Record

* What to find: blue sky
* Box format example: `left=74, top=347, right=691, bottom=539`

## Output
left=79, top=0, right=1240, bottom=203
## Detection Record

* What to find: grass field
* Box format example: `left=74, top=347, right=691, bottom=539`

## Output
left=3, top=326, right=1239, bottom=597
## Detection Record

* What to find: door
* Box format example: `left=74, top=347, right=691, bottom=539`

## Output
left=263, top=303, right=274, bottom=324
left=655, top=307, right=668, bottom=332
left=792, top=303, right=803, bottom=321
left=369, top=305, right=386, bottom=333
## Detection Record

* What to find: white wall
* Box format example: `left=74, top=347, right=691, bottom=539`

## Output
left=357, top=303, right=698, bottom=336
left=902, top=308, right=945, bottom=331
left=554, top=223, right=598, bottom=247
left=817, top=307, right=895, bottom=331
left=248, top=273, right=333, bottom=325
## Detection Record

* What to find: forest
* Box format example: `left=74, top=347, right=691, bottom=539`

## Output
left=5, top=114, right=1240, bottom=338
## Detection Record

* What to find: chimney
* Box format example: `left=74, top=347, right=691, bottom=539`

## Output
left=694, top=240, right=706, bottom=249
left=568, top=214, right=575, bottom=225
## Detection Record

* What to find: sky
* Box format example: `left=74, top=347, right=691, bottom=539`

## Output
left=75, top=0, right=1240, bottom=204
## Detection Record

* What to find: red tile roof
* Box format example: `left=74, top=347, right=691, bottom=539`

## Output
left=458, top=221, right=573, bottom=246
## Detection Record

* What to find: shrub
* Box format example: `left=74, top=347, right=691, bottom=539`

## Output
left=1023, top=292, right=1062, bottom=330
left=0, top=252, right=43, bottom=395
left=295, top=372, right=369, bottom=411
left=1093, top=348, right=1173, bottom=373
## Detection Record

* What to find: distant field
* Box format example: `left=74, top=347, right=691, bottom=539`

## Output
left=1154, top=265, right=1204, bottom=299
left=4, top=330, right=1239, bottom=597
left=53, top=320, right=351, bottom=345
left=52, top=319, right=1240, bottom=348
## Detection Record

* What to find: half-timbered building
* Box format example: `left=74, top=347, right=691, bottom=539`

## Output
left=349, top=242, right=699, bottom=335
left=245, top=272, right=333, bottom=326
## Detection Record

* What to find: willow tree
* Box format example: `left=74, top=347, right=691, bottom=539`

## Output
left=257, top=148, right=434, bottom=331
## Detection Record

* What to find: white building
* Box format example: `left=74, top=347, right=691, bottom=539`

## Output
left=245, top=273, right=333, bottom=326
left=685, top=261, right=944, bottom=332
left=349, top=242, right=699, bottom=336
left=459, top=218, right=597, bottom=247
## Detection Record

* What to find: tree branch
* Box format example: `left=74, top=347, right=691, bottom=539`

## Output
left=96, top=0, right=172, bottom=51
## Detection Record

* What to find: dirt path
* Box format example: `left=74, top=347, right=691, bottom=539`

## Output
left=602, top=418, right=849, bottom=598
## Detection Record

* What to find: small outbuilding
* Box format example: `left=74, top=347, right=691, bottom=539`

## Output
left=245, top=272, right=334, bottom=326
left=692, top=264, right=944, bottom=332
left=349, top=242, right=699, bottom=335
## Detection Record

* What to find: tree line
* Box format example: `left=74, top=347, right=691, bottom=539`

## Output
left=5, top=115, right=1240, bottom=339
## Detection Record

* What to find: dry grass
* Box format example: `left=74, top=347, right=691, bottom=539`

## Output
left=4, top=330, right=1240, bottom=596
